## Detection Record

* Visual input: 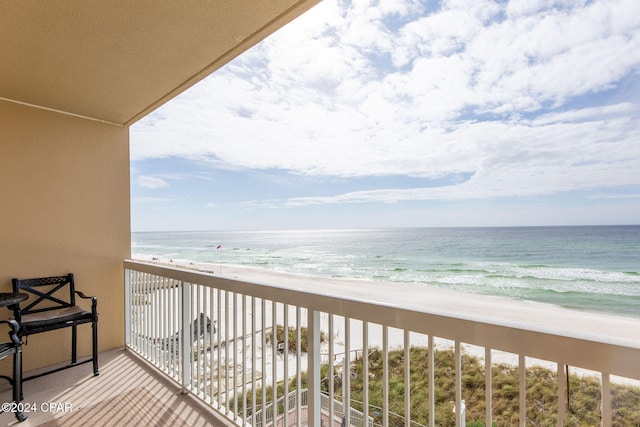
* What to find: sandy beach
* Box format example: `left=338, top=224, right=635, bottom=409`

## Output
left=133, top=255, right=640, bottom=385
left=137, top=255, right=640, bottom=343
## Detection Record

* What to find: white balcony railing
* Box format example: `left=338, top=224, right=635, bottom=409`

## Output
left=124, top=260, right=640, bottom=427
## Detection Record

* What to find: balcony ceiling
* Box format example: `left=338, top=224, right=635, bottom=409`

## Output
left=1, top=0, right=320, bottom=126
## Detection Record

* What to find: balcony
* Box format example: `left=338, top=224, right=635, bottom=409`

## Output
left=0, top=348, right=233, bottom=426
left=2, top=260, right=639, bottom=426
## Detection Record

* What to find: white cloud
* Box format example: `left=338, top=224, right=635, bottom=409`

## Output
left=131, top=0, right=640, bottom=204
left=137, top=176, right=169, bottom=189
left=533, top=103, right=636, bottom=125
left=590, top=193, right=640, bottom=199
left=133, top=197, right=175, bottom=203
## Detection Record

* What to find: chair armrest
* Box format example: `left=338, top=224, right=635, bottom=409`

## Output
left=74, top=291, right=98, bottom=315
left=0, top=319, right=22, bottom=346
left=74, top=291, right=96, bottom=301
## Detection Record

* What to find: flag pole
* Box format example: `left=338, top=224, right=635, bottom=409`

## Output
left=216, top=243, right=222, bottom=275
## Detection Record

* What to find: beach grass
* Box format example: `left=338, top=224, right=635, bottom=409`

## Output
left=230, top=346, right=640, bottom=426
left=265, top=325, right=327, bottom=354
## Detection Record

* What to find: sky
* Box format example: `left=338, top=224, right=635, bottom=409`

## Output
left=130, top=0, right=640, bottom=232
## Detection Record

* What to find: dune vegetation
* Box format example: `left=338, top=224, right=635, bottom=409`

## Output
left=231, top=335, right=640, bottom=426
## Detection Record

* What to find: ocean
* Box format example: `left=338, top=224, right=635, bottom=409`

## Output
left=131, top=225, right=640, bottom=318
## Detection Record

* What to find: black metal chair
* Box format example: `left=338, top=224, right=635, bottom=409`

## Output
left=0, top=319, right=27, bottom=422
left=11, top=273, right=98, bottom=380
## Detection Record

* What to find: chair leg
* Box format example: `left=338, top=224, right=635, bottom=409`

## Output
left=13, top=348, right=26, bottom=422
left=92, top=320, right=99, bottom=376
left=18, top=342, right=24, bottom=402
left=71, top=324, right=78, bottom=364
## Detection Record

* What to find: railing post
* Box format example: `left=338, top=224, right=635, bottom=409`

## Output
left=404, top=330, right=411, bottom=427
left=307, top=309, right=321, bottom=427
left=485, top=348, right=493, bottom=427
left=602, top=373, right=612, bottom=427
left=296, top=307, right=302, bottom=426
left=557, top=363, right=566, bottom=427
left=519, top=354, right=526, bottom=427
left=455, top=341, right=462, bottom=427
left=383, top=326, right=389, bottom=427
left=428, top=335, right=434, bottom=427
left=182, top=281, right=192, bottom=392
left=124, top=269, right=131, bottom=347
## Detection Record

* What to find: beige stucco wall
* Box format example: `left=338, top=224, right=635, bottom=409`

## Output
left=0, top=100, right=130, bottom=373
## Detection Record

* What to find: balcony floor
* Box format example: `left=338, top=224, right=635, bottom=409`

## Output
left=0, top=348, right=236, bottom=427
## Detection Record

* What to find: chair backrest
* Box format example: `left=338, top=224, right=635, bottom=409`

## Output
left=12, top=273, right=76, bottom=318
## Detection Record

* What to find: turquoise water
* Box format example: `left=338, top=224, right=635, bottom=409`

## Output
left=132, top=225, right=640, bottom=318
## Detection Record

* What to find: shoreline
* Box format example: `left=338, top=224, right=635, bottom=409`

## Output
left=131, top=255, right=640, bottom=385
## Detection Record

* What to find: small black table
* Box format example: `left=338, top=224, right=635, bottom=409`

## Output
left=0, top=292, right=28, bottom=309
